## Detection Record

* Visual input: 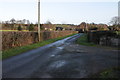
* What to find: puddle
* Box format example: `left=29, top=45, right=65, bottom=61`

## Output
left=46, top=60, right=81, bottom=78
left=49, top=60, right=67, bottom=69
left=64, top=48, right=87, bottom=53
left=57, top=47, right=64, bottom=50
left=51, top=55, right=55, bottom=57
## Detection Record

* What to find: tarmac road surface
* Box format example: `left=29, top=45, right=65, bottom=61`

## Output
left=2, top=34, right=119, bottom=78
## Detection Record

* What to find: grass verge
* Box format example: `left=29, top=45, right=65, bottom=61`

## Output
left=90, top=67, right=120, bottom=78
left=76, top=34, right=119, bottom=50
left=76, top=34, right=96, bottom=46
left=2, top=33, right=77, bottom=60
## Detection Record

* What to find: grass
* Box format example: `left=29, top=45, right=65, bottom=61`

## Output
left=90, top=67, right=120, bottom=78
left=2, top=33, right=77, bottom=60
left=115, top=31, right=120, bottom=35
left=76, top=34, right=119, bottom=50
left=76, top=34, right=96, bottom=46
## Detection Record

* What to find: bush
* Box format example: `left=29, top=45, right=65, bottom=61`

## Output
left=28, top=24, right=34, bottom=31
left=18, top=25, right=22, bottom=31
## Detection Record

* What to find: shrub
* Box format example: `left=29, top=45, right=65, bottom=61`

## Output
left=28, top=24, right=34, bottom=31
left=18, top=25, right=22, bottom=31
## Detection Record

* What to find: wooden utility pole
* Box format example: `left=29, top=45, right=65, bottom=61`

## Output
left=38, top=0, right=40, bottom=41
left=85, top=20, right=88, bottom=32
left=118, top=1, right=120, bottom=25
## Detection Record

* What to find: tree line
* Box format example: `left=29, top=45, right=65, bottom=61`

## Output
left=1, top=16, right=120, bottom=31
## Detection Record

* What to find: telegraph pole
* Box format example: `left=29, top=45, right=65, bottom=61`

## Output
left=118, top=1, right=120, bottom=25
left=38, top=0, right=40, bottom=41
left=118, top=1, right=120, bottom=17
left=86, top=20, right=88, bottom=32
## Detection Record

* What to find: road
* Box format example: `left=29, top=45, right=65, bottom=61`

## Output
left=2, top=34, right=119, bottom=78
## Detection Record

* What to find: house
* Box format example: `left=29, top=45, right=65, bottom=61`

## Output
left=55, top=27, right=63, bottom=31
left=42, top=24, right=55, bottom=31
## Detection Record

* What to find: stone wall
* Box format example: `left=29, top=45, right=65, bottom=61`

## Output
left=99, top=37, right=119, bottom=47
left=87, top=31, right=120, bottom=47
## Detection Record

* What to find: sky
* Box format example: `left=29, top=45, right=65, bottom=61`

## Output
left=0, top=0, right=119, bottom=25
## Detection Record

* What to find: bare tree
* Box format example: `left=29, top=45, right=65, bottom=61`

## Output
left=5, top=21, right=9, bottom=24
left=108, top=16, right=120, bottom=31
left=10, top=18, right=16, bottom=30
left=45, top=20, right=52, bottom=24
left=22, top=19, right=26, bottom=24
left=110, top=16, right=120, bottom=26
left=16, top=20, right=22, bottom=24
left=27, top=20, right=30, bottom=25
left=10, top=18, right=16, bottom=24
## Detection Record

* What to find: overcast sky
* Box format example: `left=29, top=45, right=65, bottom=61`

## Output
left=0, top=0, right=119, bottom=24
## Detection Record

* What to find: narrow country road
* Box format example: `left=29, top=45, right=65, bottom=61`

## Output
left=2, top=34, right=119, bottom=78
